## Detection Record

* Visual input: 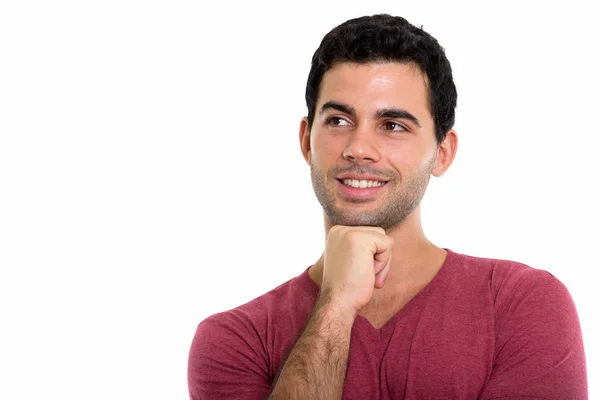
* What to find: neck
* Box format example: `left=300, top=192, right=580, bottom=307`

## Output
left=309, top=206, right=447, bottom=289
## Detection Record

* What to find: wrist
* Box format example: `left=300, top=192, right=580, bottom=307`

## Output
left=315, top=290, right=357, bottom=328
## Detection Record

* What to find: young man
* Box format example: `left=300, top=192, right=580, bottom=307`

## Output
left=188, top=14, right=587, bottom=399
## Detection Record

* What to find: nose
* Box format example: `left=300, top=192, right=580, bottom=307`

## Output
left=342, top=128, right=381, bottom=164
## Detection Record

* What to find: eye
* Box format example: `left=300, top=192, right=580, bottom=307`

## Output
left=383, top=121, right=407, bottom=132
left=327, top=116, right=351, bottom=127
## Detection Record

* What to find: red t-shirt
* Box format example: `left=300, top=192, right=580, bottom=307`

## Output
left=188, top=249, right=587, bottom=399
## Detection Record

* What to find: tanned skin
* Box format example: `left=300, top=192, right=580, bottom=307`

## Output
left=268, top=62, right=457, bottom=399
left=268, top=226, right=392, bottom=399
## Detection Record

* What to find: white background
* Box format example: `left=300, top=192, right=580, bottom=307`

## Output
left=1, top=1, right=598, bottom=399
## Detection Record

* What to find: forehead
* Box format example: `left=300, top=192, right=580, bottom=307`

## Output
left=317, top=61, right=431, bottom=119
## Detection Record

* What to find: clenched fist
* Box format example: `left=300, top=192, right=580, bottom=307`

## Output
left=321, top=225, right=393, bottom=315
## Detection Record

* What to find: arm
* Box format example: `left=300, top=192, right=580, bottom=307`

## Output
left=479, top=269, right=587, bottom=400
left=188, top=226, right=392, bottom=400
left=269, top=225, right=393, bottom=400
left=267, top=291, right=355, bottom=399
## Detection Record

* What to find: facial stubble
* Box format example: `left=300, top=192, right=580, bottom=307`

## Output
left=310, top=156, right=436, bottom=230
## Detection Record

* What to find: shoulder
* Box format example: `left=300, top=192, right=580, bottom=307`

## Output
left=189, top=269, right=317, bottom=367
left=449, top=251, right=587, bottom=398
left=188, top=271, right=315, bottom=398
left=446, top=250, right=579, bottom=327
left=450, top=250, right=582, bottom=357
left=447, top=249, right=567, bottom=301
left=195, top=271, right=312, bottom=341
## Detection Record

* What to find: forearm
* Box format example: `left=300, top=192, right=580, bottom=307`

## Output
left=268, top=293, right=356, bottom=400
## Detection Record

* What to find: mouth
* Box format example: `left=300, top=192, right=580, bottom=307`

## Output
left=338, top=178, right=387, bottom=188
left=335, top=177, right=389, bottom=201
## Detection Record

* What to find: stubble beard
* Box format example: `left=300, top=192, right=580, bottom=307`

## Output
left=310, top=157, right=435, bottom=230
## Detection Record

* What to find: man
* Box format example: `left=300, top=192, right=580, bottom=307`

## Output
left=188, top=14, right=587, bottom=399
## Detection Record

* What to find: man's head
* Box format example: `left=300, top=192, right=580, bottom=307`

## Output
left=305, top=14, right=457, bottom=145
left=300, top=15, right=458, bottom=230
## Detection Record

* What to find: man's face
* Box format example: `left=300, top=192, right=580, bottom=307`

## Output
left=304, top=62, right=440, bottom=230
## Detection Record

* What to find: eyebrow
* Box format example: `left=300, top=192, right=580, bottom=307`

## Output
left=319, top=101, right=356, bottom=118
left=319, top=101, right=422, bottom=128
left=376, top=108, right=422, bottom=128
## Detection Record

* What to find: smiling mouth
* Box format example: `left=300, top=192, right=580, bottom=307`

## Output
left=339, top=179, right=387, bottom=188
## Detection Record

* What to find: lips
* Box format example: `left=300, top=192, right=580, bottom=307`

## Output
left=335, top=178, right=387, bottom=201
left=340, top=178, right=386, bottom=188
left=337, top=173, right=389, bottom=183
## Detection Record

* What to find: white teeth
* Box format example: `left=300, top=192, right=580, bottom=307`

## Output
left=342, top=179, right=385, bottom=188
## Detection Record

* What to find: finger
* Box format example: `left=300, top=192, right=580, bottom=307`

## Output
left=374, top=256, right=391, bottom=288
left=373, top=248, right=392, bottom=275
left=374, top=245, right=392, bottom=287
left=337, top=225, right=385, bottom=235
left=356, top=226, right=385, bottom=233
left=370, top=234, right=394, bottom=257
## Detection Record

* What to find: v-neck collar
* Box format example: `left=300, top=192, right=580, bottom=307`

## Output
left=356, top=249, right=454, bottom=339
left=297, top=248, right=457, bottom=339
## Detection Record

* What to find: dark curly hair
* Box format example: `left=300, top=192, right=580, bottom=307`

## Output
left=305, top=14, right=457, bottom=144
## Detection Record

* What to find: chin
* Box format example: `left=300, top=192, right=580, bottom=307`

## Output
left=330, top=211, right=386, bottom=227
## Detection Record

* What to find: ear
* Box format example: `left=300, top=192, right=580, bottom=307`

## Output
left=299, top=117, right=311, bottom=165
left=431, top=129, right=458, bottom=177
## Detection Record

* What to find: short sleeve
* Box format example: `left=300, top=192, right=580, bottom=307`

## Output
left=188, top=310, right=271, bottom=400
left=479, top=268, right=587, bottom=399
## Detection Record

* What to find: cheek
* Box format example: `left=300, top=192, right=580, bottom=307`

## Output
left=386, top=145, right=416, bottom=169
left=388, top=141, right=436, bottom=170
left=418, top=146, right=439, bottom=169
left=311, top=135, right=342, bottom=165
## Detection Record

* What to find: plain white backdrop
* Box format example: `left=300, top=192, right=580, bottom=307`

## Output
left=1, top=1, right=598, bottom=399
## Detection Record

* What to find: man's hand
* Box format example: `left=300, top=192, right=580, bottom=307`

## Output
left=268, top=225, right=392, bottom=399
left=321, top=225, right=394, bottom=315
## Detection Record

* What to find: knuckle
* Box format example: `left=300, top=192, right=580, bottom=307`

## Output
left=344, top=230, right=363, bottom=244
left=329, top=225, right=341, bottom=234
